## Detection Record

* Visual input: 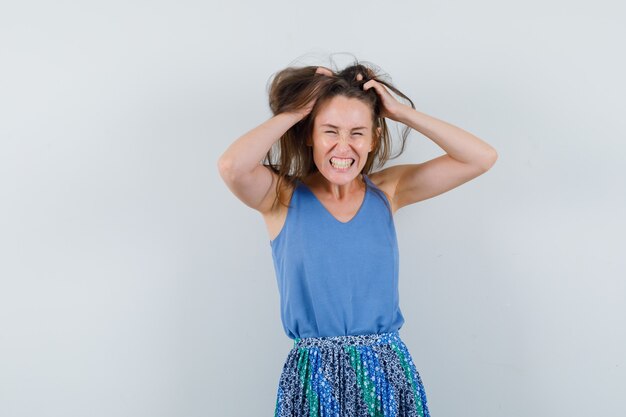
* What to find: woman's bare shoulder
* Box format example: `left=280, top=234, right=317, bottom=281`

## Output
left=367, top=169, right=399, bottom=214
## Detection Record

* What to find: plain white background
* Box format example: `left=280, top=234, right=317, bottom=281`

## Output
left=1, top=1, right=624, bottom=416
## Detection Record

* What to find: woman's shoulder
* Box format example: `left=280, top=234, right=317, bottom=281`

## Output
left=366, top=169, right=398, bottom=214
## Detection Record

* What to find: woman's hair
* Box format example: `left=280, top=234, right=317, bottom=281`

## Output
left=263, top=59, right=415, bottom=209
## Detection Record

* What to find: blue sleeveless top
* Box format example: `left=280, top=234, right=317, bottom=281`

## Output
left=269, top=173, right=405, bottom=340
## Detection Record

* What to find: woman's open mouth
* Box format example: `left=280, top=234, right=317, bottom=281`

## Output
left=330, top=157, right=355, bottom=170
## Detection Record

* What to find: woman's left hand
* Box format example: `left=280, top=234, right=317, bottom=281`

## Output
left=360, top=75, right=408, bottom=121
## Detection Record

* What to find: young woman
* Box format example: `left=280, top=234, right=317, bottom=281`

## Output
left=218, top=60, right=497, bottom=417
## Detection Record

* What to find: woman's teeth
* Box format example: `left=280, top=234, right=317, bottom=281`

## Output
left=330, top=157, right=354, bottom=169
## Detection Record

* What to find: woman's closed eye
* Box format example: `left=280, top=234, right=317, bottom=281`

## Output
left=325, top=131, right=363, bottom=136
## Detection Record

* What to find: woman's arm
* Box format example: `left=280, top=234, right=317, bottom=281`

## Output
left=217, top=111, right=302, bottom=213
left=397, top=106, right=497, bottom=169
left=218, top=67, right=332, bottom=212
left=364, top=79, right=498, bottom=210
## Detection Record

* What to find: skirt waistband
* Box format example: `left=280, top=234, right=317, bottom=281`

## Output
left=293, top=330, right=402, bottom=349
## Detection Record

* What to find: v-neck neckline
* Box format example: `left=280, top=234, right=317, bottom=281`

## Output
left=299, top=175, right=369, bottom=224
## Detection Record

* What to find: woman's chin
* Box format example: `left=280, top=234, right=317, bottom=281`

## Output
left=318, top=165, right=362, bottom=184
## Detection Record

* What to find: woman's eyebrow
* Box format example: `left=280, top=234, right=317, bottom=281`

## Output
left=320, top=123, right=367, bottom=130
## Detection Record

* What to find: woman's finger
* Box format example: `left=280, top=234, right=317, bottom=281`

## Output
left=363, top=79, right=388, bottom=97
left=363, top=79, right=378, bottom=92
left=362, top=79, right=402, bottom=119
left=315, top=66, right=333, bottom=76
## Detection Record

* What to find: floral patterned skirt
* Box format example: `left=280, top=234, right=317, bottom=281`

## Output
left=274, top=330, right=431, bottom=417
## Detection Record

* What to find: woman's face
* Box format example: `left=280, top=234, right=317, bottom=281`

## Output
left=308, top=95, right=375, bottom=185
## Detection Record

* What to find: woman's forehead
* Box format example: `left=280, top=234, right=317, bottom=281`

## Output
left=314, top=96, right=373, bottom=128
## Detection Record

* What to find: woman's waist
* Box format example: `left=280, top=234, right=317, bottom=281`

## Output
left=293, top=330, right=402, bottom=349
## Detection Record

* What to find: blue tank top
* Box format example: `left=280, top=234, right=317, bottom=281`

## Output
left=269, top=173, right=405, bottom=340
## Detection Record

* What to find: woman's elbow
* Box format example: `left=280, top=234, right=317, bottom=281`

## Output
left=480, top=148, right=498, bottom=171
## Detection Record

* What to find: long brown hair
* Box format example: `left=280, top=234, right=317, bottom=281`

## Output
left=263, top=60, right=415, bottom=209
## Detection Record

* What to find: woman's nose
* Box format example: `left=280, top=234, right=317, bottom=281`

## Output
left=336, top=132, right=350, bottom=146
